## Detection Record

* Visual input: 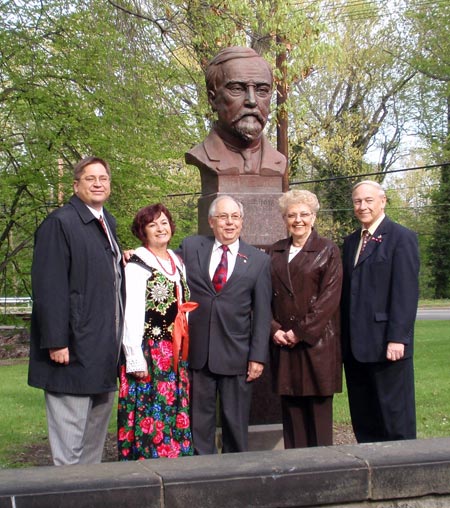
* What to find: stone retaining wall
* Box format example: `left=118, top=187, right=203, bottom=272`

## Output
left=0, top=438, right=449, bottom=508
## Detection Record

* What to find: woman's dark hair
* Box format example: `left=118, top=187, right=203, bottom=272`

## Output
left=131, top=203, right=176, bottom=245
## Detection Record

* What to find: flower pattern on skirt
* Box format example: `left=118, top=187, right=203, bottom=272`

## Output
left=118, top=260, right=193, bottom=460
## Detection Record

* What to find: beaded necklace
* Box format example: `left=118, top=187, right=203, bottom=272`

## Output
left=146, top=247, right=176, bottom=276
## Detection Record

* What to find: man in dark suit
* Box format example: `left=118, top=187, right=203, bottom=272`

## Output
left=28, top=156, right=125, bottom=465
left=341, top=180, right=420, bottom=443
left=178, top=195, right=271, bottom=454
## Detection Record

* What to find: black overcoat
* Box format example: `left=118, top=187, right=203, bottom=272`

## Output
left=28, top=195, right=125, bottom=394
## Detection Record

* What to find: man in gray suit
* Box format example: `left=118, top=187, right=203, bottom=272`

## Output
left=28, top=156, right=125, bottom=465
left=178, top=195, right=271, bottom=454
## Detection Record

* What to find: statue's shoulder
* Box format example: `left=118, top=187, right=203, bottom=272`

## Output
left=260, top=136, right=287, bottom=175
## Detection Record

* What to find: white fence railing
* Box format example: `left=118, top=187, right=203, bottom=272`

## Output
left=0, top=297, right=32, bottom=315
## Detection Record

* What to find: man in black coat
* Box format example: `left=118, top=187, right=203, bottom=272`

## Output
left=28, top=156, right=125, bottom=465
left=341, top=180, right=420, bottom=443
left=178, top=195, right=271, bottom=454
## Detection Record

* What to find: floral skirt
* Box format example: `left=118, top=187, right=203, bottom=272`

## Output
left=117, top=336, right=193, bottom=460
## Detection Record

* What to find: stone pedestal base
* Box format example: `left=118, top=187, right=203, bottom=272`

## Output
left=249, top=360, right=282, bottom=425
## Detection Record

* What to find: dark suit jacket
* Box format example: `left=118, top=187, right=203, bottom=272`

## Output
left=341, top=216, right=420, bottom=363
left=178, top=235, right=272, bottom=375
left=28, top=195, right=125, bottom=394
left=185, top=128, right=286, bottom=176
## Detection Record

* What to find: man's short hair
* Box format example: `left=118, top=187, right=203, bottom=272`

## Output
left=352, top=180, right=386, bottom=197
left=73, top=156, right=111, bottom=180
left=208, top=195, right=244, bottom=218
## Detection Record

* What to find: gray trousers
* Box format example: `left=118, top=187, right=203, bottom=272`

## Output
left=45, top=390, right=115, bottom=466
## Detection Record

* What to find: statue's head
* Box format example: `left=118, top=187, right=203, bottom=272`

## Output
left=205, top=46, right=273, bottom=145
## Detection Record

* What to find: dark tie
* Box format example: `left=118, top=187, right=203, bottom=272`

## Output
left=358, top=230, right=371, bottom=259
left=98, top=215, right=108, bottom=236
left=212, top=245, right=229, bottom=292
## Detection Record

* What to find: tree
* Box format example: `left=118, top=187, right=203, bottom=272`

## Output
left=288, top=1, right=419, bottom=241
left=403, top=0, right=450, bottom=297
left=0, top=0, right=200, bottom=297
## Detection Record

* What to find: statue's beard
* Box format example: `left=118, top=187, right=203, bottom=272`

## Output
left=233, top=115, right=265, bottom=142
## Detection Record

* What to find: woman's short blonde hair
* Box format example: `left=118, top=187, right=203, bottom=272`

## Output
left=279, top=189, right=320, bottom=215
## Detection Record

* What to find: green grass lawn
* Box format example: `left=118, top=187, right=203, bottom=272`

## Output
left=0, top=320, right=448, bottom=469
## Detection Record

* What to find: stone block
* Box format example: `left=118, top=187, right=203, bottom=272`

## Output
left=140, top=448, right=368, bottom=508
left=339, top=438, right=450, bottom=500
left=0, top=461, right=161, bottom=508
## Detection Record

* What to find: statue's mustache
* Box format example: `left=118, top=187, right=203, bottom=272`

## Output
left=232, top=111, right=265, bottom=125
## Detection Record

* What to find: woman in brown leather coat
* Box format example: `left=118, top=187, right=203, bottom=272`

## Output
left=267, top=190, right=343, bottom=448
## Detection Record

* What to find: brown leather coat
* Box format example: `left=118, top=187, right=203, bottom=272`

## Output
left=267, top=229, right=343, bottom=396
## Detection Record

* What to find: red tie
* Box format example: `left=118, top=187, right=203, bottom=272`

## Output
left=212, top=245, right=229, bottom=292
left=98, top=215, right=108, bottom=236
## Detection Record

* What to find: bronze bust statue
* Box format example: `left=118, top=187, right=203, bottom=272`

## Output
left=186, top=46, right=286, bottom=182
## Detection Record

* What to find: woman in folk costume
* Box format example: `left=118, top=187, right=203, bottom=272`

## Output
left=118, top=204, right=197, bottom=460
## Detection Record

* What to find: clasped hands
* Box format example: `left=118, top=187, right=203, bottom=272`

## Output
left=273, top=329, right=299, bottom=348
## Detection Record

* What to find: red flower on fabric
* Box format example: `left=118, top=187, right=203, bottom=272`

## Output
left=176, top=412, right=190, bottom=429
left=118, top=427, right=134, bottom=442
left=154, top=349, right=172, bottom=371
left=119, top=368, right=129, bottom=397
left=160, top=340, right=173, bottom=358
left=157, top=440, right=181, bottom=458
left=140, top=417, right=154, bottom=434
left=179, top=369, right=189, bottom=383
left=153, top=431, right=164, bottom=444
left=158, top=381, right=176, bottom=404
left=156, top=443, right=172, bottom=457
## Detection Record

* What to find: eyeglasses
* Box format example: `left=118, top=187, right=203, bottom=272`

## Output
left=79, top=176, right=110, bottom=184
left=212, top=214, right=242, bottom=222
left=286, top=212, right=314, bottom=220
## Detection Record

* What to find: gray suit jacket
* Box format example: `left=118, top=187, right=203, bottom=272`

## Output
left=178, top=235, right=272, bottom=375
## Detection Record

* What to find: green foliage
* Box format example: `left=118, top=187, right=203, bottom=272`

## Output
left=288, top=2, right=416, bottom=234
left=1, top=0, right=449, bottom=301
left=429, top=166, right=450, bottom=298
left=402, top=1, right=450, bottom=299
left=0, top=0, right=201, bottom=297
left=414, top=320, right=450, bottom=437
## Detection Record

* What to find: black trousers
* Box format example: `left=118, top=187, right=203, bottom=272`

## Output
left=344, top=353, right=416, bottom=443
